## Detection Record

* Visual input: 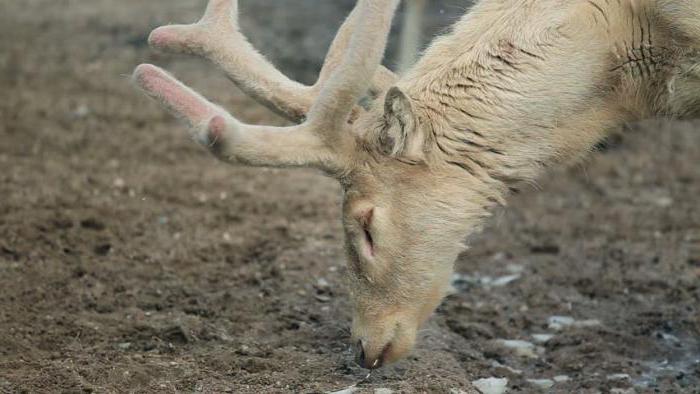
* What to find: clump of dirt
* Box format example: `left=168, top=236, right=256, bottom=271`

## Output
left=0, top=1, right=698, bottom=393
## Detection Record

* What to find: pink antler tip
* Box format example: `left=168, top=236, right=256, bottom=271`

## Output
left=132, top=64, right=162, bottom=88
left=208, top=116, right=227, bottom=140
left=148, top=27, right=174, bottom=48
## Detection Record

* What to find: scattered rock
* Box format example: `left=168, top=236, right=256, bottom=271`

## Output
left=574, top=319, right=602, bottom=328
left=315, top=277, right=331, bottom=290
left=505, top=263, right=524, bottom=274
left=451, top=272, right=521, bottom=292
left=656, top=332, right=681, bottom=344
left=526, top=378, right=554, bottom=389
left=472, top=377, right=508, bottom=394
left=117, top=342, right=132, bottom=350
left=606, top=373, right=631, bottom=381
left=532, top=333, right=554, bottom=343
left=374, top=389, right=393, bottom=394
left=553, top=375, right=570, bottom=383
left=548, top=316, right=575, bottom=330
left=72, top=104, right=91, bottom=118
left=654, top=196, right=673, bottom=207
left=314, top=294, right=331, bottom=303
left=491, top=360, right=523, bottom=375
left=496, top=339, right=541, bottom=358
left=113, top=177, right=126, bottom=188
left=490, top=274, right=522, bottom=287
left=610, top=389, right=635, bottom=394
left=548, top=316, right=601, bottom=331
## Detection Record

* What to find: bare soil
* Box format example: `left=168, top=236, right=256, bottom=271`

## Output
left=1, top=1, right=698, bottom=393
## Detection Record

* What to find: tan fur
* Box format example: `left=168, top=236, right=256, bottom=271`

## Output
left=133, top=0, right=700, bottom=368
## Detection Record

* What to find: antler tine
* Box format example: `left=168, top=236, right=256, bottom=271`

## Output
left=133, top=1, right=399, bottom=172
left=149, top=0, right=397, bottom=124
left=314, top=2, right=397, bottom=94
left=149, top=0, right=312, bottom=122
left=133, top=64, right=337, bottom=169
left=309, top=0, right=401, bottom=132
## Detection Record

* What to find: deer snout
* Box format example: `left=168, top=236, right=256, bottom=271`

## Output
left=354, top=339, right=392, bottom=369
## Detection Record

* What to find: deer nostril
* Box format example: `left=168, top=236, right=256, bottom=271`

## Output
left=355, top=340, right=366, bottom=367
left=355, top=340, right=390, bottom=369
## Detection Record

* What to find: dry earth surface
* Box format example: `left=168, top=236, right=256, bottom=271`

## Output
left=0, top=0, right=699, bottom=393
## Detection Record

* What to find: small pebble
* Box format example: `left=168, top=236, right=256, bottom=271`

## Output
left=574, top=319, right=602, bottom=328
left=655, top=196, right=673, bottom=207
left=73, top=104, right=90, bottom=118
left=527, top=379, right=554, bottom=389
left=497, top=339, right=540, bottom=358
left=548, top=316, right=575, bottom=330
left=491, top=360, right=523, bottom=375
left=472, top=377, right=508, bottom=394
left=532, top=333, right=554, bottom=343
left=610, top=389, right=636, bottom=394
left=548, top=316, right=601, bottom=330
left=316, top=278, right=330, bottom=289
left=490, top=274, right=521, bottom=287
left=606, top=373, right=631, bottom=381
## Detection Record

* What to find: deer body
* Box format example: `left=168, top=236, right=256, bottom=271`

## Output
left=133, top=0, right=700, bottom=369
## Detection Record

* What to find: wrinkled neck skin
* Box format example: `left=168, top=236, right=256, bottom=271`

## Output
left=396, top=0, right=681, bottom=187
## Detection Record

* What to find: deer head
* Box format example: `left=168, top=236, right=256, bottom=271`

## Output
left=133, top=0, right=495, bottom=368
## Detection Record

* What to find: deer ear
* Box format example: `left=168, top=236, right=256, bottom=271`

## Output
left=379, top=87, right=425, bottom=160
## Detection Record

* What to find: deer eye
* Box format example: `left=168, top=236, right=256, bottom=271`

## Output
left=358, top=208, right=375, bottom=258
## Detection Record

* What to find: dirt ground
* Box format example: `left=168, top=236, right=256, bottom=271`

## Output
left=1, top=1, right=699, bottom=393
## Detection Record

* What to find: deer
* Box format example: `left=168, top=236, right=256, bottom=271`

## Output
left=132, top=0, right=700, bottom=369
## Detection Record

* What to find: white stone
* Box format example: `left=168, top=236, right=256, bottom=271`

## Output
left=532, top=333, right=554, bottom=343
left=573, top=319, right=602, bottom=328
left=548, top=316, right=575, bottom=330
left=610, top=389, right=636, bottom=394
left=374, top=389, right=393, bottom=394
left=606, top=374, right=631, bottom=381
left=527, top=379, right=554, bottom=389
left=472, top=377, right=508, bottom=394
left=548, top=316, right=602, bottom=331
left=490, top=274, right=521, bottom=287
left=497, top=339, right=539, bottom=358
left=655, top=196, right=673, bottom=207
left=73, top=104, right=91, bottom=118
left=553, top=375, right=570, bottom=383
left=491, top=361, right=523, bottom=375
